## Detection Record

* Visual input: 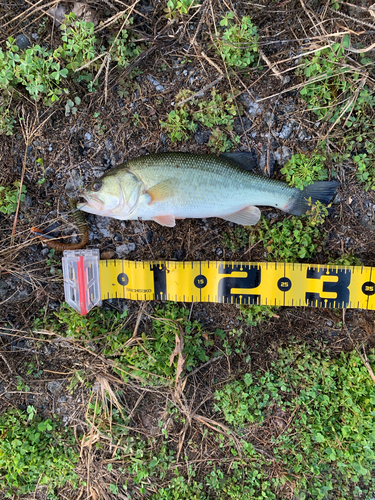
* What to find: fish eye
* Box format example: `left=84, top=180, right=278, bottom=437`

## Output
left=92, top=181, right=102, bottom=192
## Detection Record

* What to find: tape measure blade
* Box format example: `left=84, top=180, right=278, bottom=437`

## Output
left=96, top=259, right=375, bottom=311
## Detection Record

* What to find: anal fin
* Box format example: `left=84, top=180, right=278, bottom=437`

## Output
left=152, top=214, right=176, bottom=227
left=220, top=206, right=261, bottom=226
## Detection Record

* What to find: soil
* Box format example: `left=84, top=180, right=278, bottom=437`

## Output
left=0, top=0, right=375, bottom=499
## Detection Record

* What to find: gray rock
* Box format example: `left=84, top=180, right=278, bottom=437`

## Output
left=12, top=289, right=28, bottom=302
left=274, top=146, right=292, bottom=166
left=84, top=132, right=92, bottom=141
left=283, top=103, right=295, bottom=114
left=333, top=193, right=341, bottom=204
left=298, top=129, right=311, bottom=141
left=22, top=194, right=33, bottom=208
left=104, top=139, right=114, bottom=151
left=146, top=75, right=165, bottom=92
left=263, top=112, right=275, bottom=127
left=194, top=129, right=211, bottom=145
left=116, top=243, right=136, bottom=256
left=0, top=280, right=9, bottom=301
left=242, top=93, right=262, bottom=117
left=277, top=123, right=293, bottom=140
left=96, top=217, right=112, bottom=238
left=15, top=34, right=31, bottom=50
left=47, top=380, right=62, bottom=394
left=233, top=117, right=252, bottom=134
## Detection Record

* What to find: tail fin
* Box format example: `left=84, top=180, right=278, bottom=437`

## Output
left=286, top=181, right=338, bottom=216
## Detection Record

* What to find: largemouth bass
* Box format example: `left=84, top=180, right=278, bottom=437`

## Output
left=77, top=152, right=338, bottom=227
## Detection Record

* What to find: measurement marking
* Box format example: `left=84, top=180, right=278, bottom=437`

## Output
left=367, top=267, right=373, bottom=310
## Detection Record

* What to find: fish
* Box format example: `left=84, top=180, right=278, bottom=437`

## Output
left=77, top=152, right=338, bottom=227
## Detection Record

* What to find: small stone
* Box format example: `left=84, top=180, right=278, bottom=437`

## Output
left=194, top=129, right=211, bottom=145
left=48, top=144, right=53, bottom=152
left=160, top=132, right=167, bottom=145
left=146, top=75, right=165, bottom=92
left=274, top=146, right=292, bottom=166
left=104, top=139, right=114, bottom=151
left=298, top=129, right=311, bottom=141
left=84, top=132, right=92, bottom=141
left=233, top=117, right=252, bottom=135
left=0, top=280, right=9, bottom=301
left=41, top=248, right=50, bottom=256
left=96, top=217, right=112, bottom=238
left=14, top=290, right=28, bottom=301
left=278, top=123, right=293, bottom=140
left=173, top=248, right=186, bottom=260
left=31, top=33, right=39, bottom=40
left=263, top=112, right=275, bottom=127
left=47, top=380, right=62, bottom=395
left=242, top=93, right=262, bottom=117
left=15, top=34, right=31, bottom=50
left=116, top=243, right=136, bottom=256
left=22, top=194, right=33, bottom=208
left=333, top=193, right=341, bottom=204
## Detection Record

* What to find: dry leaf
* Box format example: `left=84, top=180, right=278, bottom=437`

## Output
left=72, top=2, right=98, bottom=25
left=101, top=250, right=115, bottom=260
left=47, top=4, right=67, bottom=25
left=169, top=327, right=185, bottom=384
left=48, top=3, right=98, bottom=26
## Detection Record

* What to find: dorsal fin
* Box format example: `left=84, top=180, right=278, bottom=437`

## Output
left=221, top=151, right=258, bottom=171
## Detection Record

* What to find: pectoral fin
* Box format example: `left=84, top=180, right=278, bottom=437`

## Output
left=152, top=215, right=176, bottom=227
left=147, top=179, right=174, bottom=203
left=221, top=206, right=261, bottom=226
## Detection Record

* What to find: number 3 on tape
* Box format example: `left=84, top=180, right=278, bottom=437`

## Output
left=62, top=250, right=375, bottom=315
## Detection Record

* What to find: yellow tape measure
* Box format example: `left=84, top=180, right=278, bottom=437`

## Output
left=61, top=251, right=375, bottom=314
left=101, top=260, right=375, bottom=308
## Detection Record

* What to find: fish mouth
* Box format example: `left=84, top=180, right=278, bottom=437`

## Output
left=76, top=192, right=105, bottom=214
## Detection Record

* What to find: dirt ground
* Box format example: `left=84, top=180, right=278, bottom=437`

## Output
left=1, top=0, right=375, bottom=499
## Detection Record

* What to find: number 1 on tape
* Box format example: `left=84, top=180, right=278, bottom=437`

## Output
left=62, top=250, right=375, bottom=315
